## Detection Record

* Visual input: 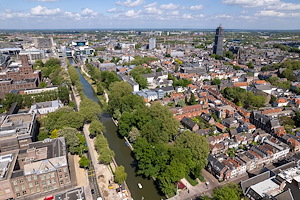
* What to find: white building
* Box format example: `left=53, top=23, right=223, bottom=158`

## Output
left=149, top=38, right=156, bottom=50
left=29, top=100, right=64, bottom=115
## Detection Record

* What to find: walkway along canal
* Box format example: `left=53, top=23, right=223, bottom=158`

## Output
left=76, top=68, right=165, bottom=200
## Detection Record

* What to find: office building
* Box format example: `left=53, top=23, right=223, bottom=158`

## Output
left=149, top=38, right=156, bottom=50
left=213, top=25, right=224, bottom=56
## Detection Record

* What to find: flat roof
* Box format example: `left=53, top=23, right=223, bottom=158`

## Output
left=250, top=178, right=280, bottom=197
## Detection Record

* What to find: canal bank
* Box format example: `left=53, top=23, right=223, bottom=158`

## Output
left=75, top=68, right=165, bottom=200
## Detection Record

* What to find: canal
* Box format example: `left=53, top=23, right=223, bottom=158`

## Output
left=75, top=67, right=165, bottom=200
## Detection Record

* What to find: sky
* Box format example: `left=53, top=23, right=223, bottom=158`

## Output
left=0, top=0, right=300, bottom=30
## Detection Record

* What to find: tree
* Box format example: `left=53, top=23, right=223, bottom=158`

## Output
left=94, top=134, right=115, bottom=164
left=89, top=120, right=104, bottom=137
left=80, top=98, right=101, bottom=123
left=270, top=95, right=277, bottom=105
left=57, top=127, right=80, bottom=154
left=212, top=183, right=242, bottom=200
left=58, top=86, right=70, bottom=104
left=96, top=82, right=104, bottom=95
left=128, top=126, right=140, bottom=142
left=188, top=93, right=197, bottom=105
left=114, top=166, right=127, bottom=183
left=156, top=68, right=163, bottom=72
left=175, top=130, right=210, bottom=176
left=38, top=131, right=49, bottom=141
left=246, top=62, right=254, bottom=68
left=1, top=93, right=23, bottom=111
left=177, top=99, right=185, bottom=107
left=79, top=155, right=90, bottom=168
left=211, top=78, right=221, bottom=85
left=50, top=129, right=58, bottom=139
left=39, top=81, right=47, bottom=88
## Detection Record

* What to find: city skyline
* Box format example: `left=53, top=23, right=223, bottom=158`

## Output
left=1, top=0, right=300, bottom=30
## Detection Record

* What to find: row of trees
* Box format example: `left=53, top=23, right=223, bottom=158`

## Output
left=34, top=58, right=70, bottom=86
left=202, top=183, right=242, bottom=200
left=222, top=87, right=267, bottom=108
left=0, top=86, right=69, bottom=112
left=108, top=81, right=210, bottom=196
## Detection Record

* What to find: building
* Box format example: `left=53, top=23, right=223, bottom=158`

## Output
left=29, top=100, right=64, bottom=115
left=19, top=49, right=44, bottom=61
left=0, top=113, right=37, bottom=152
left=0, top=55, right=41, bottom=98
left=34, top=37, right=53, bottom=49
left=213, top=25, right=224, bottom=56
left=149, top=38, right=156, bottom=50
left=19, top=86, right=59, bottom=95
left=119, top=73, right=139, bottom=92
left=0, top=137, right=73, bottom=200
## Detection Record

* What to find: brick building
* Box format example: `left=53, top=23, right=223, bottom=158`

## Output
left=0, top=137, right=73, bottom=200
left=0, top=55, right=41, bottom=98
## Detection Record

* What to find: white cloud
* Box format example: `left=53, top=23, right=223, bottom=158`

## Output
left=182, top=14, right=193, bottom=19
left=64, top=12, right=81, bottom=20
left=81, top=8, right=97, bottom=16
left=268, top=2, right=300, bottom=11
left=256, top=10, right=300, bottom=17
left=0, top=11, right=30, bottom=19
left=215, top=14, right=232, bottom=19
left=124, top=9, right=141, bottom=18
left=223, top=0, right=280, bottom=8
left=144, top=2, right=157, bottom=8
left=195, top=14, right=205, bottom=18
left=31, top=6, right=61, bottom=15
left=168, top=11, right=180, bottom=16
left=107, top=8, right=117, bottom=13
left=145, top=7, right=162, bottom=14
left=190, top=5, right=203, bottom=11
left=160, top=3, right=179, bottom=10
left=116, top=0, right=145, bottom=7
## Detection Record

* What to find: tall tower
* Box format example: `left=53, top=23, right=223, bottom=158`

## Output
left=149, top=38, right=156, bottom=50
left=213, top=25, right=224, bottom=56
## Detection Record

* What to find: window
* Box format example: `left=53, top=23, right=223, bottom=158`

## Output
left=13, top=180, right=17, bottom=185
left=19, top=179, right=24, bottom=183
left=30, top=188, right=34, bottom=194
left=66, top=178, right=70, bottom=183
left=60, top=181, right=63, bottom=185
left=46, top=174, right=50, bottom=179
left=59, top=175, right=62, bottom=179
left=15, top=187, right=19, bottom=192
left=21, top=185, right=25, bottom=190
left=52, top=179, right=56, bottom=183
left=16, top=193, right=20, bottom=197
left=36, top=187, right=40, bottom=192
left=22, top=191, right=27, bottom=195
left=35, top=181, right=39, bottom=186
left=51, top=173, right=55, bottom=178
left=65, top=173, right=68, bottom=177
left=63, top=168, right=67, bottom=172
left=53, top=185, right=57, bottom=190
left=29, top=183, right=33, bottom=188
left=58, top=169, right=62, bottom=173
left=33, top=175, right=37, bottom=180
left=41, top=175, right=45, bottom=180
left=27, top=176, right=31, bottom=181
left=42, top=181, right=46, bottom=186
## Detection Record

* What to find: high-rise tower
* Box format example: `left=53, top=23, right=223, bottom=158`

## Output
left=149, top=38, right=156, bottom=50
left=213, top=25, right=224, bottom=56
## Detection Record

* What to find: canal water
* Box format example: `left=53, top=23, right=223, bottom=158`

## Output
left=75, top=67, right=165, bottom=200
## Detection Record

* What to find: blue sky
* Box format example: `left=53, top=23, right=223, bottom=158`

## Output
left=0, top=0, right=300, bottom=29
